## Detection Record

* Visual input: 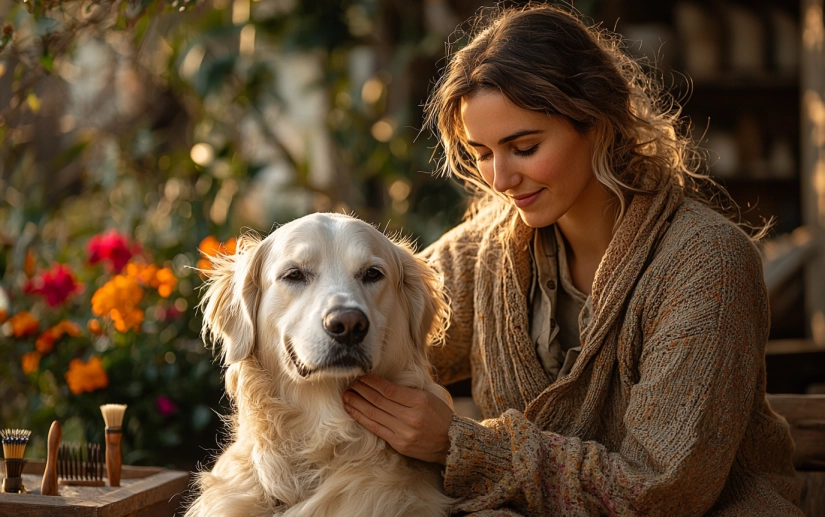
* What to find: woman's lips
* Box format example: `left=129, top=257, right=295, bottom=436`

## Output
left=511, top=190, right=542, bottom=208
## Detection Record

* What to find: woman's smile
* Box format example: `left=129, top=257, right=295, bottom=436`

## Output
left=510, top=189, right=543, bottom=208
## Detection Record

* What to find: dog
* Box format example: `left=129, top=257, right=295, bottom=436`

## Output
left=185, top=213, right=455, bottom=517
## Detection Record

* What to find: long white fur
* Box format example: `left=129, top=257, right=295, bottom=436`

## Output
left=185, top=213, right=454, bottom=517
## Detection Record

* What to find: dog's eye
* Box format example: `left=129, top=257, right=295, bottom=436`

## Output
left=362, top=267, right=383, bottom=283
left=282, top=269, right=306, bottom=282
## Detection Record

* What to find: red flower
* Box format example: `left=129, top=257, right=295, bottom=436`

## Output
left=24, top=264, right=83, bottom=307
left=87, top=231, right=139, bottom=273
left=155, top=395, right=178, bottom=417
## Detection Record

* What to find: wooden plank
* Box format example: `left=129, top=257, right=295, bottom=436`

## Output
left=97, top=471, right=189, bottom=517
left=766, top=394, right=825, bottom=470
left=0, top=460, right=189, bottom=517
left=767, top=339, right=825, bottom=355
left=798, top=470, right=825, bottom=517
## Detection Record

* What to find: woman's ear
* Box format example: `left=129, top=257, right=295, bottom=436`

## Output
left=200, top=238, right=272, bottom=365
left=397, top=248, right=450, bottom=349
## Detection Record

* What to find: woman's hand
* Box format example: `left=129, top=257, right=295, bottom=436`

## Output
left=342, top=374, right=453, bottom=465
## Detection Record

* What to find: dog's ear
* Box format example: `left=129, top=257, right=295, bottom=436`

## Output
left=199, top=237, right=273, bottom=365
left=396, top=248, right=450, bottom=349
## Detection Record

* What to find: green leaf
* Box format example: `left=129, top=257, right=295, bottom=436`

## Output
left=39, top=53, right=54, bottom=73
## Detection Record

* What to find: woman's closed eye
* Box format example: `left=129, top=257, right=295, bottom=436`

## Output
left=475, top=144, right=539, bottom=162
left=514, top=144, right=538, bottom=157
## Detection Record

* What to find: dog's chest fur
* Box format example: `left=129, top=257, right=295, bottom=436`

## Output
left=238, top=396, right=450, bottom=517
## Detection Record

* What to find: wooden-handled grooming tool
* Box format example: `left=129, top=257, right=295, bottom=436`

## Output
left=100, top=404, right=127, bottom=487
left=2, top=428, right=32, bottom=494
left=57, top=442, right=105, bottom=486
left=40, top=420, right=61, bottom=496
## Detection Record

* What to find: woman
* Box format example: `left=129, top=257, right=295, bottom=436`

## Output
left=341, top=3, right=801, bottom=515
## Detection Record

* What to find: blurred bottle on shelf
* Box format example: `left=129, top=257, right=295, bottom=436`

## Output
left=673, top=1, right=721, bottom=81
left=723, top=4, right=766, bottom=76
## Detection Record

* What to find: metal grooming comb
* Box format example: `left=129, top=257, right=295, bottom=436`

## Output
left=58, top=442, right=105, bottom=487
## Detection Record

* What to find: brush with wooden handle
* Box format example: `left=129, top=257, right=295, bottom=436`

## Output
left=2, top=428, right=32, bottom=493
left=40, top=421, right=61, bottom=496
left=100, top=404, right=126, bottom=487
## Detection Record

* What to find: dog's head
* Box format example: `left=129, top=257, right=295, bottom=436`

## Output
left=199, top=213, right=449, bottom=385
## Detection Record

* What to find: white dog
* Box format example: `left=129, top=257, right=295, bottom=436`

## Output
left=185, top=213, right=454, bottom=517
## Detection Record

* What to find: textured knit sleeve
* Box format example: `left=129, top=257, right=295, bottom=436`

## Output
left=442, top=223, right=795, bottom=516
left=418, top=220, right=481, bottom=387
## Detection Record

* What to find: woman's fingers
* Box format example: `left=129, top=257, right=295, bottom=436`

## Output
left=342, top=396, right=397, bottom=443
left=354, top=374, right=425, bottom=406
left=343, top=380, right=408, bottom=429
left=342, top=374, right=453, bottom=465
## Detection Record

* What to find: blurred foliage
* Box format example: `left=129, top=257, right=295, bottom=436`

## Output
left=0, top=0, right=533, bottom=469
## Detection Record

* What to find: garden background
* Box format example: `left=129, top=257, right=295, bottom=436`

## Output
left=0, top=0, right=535, bottom=471
left=2, top=0, right=821, bottom=477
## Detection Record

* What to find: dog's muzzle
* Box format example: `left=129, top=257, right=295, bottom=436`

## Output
left=286, top=307, right=373, bottom=379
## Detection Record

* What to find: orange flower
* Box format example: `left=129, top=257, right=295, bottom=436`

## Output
left=198, top=236, right=222, bottom=257
left=21, top=351, right=40, bottom=374
left=124, top=261, right=177, bottom=298
left=155, top=268, right=177, bottom=298
left=109, top=306, right=144, bottom=333
left=65, top=356, right=108, bottom=394
left=125, top=261, right=159, bottom=287
left=24, top=249, right=36, bottom=277
left=59, top=320, right=82, bottom=337
left=35, top=331, right=56, bottom=354
left=35, top=320, right=83, bottom=354
left=87, top=319, right=104, bottom=335
left=91, top=274, right=144, bottom=333
left=197, top=236, right=236, bottom=274
left=8, top=311, right=39, bottom=338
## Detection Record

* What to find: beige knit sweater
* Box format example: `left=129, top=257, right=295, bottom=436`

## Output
left=421, top=180, right=802, bottom=516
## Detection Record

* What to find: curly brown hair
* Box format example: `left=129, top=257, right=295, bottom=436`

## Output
left=423, top=2, right=732, bottom=226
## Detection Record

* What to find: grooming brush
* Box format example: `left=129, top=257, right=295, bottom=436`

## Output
left=57, top=442, right=105, bottom=487
left=100, top=404, right=126, bottom=487
left=41, top=420, right=61, bottom=496
left=1, top=428, right=32, bottom=493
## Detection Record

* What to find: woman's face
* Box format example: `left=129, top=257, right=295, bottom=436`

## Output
left=460, top=90, right=603, bottom=229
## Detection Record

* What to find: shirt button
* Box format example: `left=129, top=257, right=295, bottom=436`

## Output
left=546, top=279, right=556, bottom=290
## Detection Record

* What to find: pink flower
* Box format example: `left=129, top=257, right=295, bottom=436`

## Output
left=24, top=264, right=83, bottom=306
left=88, top=231, right=139, bottom=273
left=155, top=395, right=178, bottom=417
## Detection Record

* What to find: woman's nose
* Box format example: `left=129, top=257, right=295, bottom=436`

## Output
left=491, top=157, right=520, bottom=193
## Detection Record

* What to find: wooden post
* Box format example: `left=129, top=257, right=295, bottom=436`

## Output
left=801, top=0, right=825, bottom=348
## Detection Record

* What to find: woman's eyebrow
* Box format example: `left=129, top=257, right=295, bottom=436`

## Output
left=467, top=129, right=544, bottom=147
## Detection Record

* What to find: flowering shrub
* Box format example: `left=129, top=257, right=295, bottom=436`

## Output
left=0, top=229, right=230, bottom=469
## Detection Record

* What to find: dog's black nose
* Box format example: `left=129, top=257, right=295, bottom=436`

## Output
left=323, top=308, right=369, bottom=345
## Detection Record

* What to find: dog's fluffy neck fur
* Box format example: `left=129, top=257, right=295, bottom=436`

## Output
left=224, top=354, right=447, bottom=514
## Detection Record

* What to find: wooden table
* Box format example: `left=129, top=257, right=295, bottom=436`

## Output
left=0, top=460, right=189, bottom=517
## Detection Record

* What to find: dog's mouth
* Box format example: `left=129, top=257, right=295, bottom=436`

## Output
left=285, top=338, right=314, bottom=378
left=284, top=338, right=371, bottom=379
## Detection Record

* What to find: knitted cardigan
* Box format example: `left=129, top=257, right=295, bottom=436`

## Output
left=420, top=180, right=802, bottom=516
